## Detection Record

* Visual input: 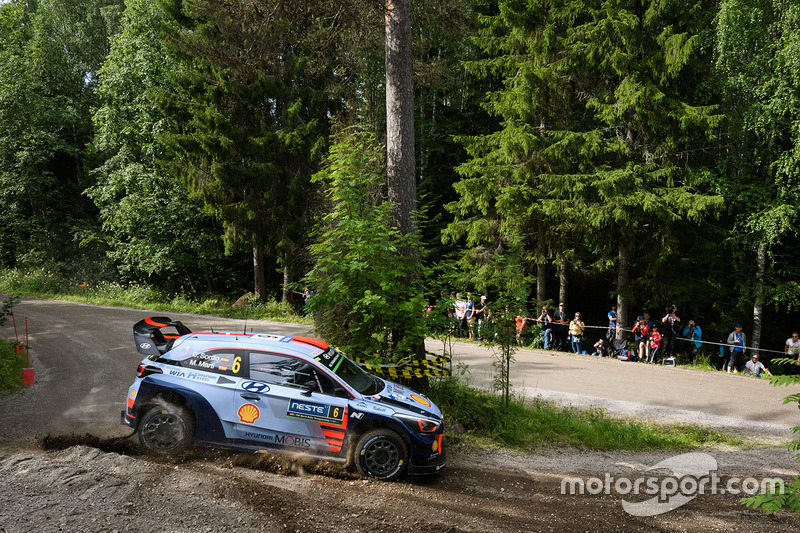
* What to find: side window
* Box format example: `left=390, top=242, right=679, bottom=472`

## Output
left=249, top=352, right=336, bottom=394
left=181, top=349, right=248, bottom=378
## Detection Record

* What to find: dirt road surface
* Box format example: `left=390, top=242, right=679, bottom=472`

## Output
left=1, top=298, right=799, bottom=532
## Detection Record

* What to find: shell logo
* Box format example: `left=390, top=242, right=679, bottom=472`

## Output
left=410, top=394, right=431, bottom=407
left=238, top=403, right=260, bottom=424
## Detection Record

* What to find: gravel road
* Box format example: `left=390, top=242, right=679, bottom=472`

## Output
left=1, top=298, right=798, bottom=532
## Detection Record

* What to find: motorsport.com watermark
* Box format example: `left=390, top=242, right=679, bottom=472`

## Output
left=560, top=452, right=787, bottom=517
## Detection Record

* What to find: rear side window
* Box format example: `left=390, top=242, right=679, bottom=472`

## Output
left=181, top=349, right=248, bottom=377
left=249, top=352, right=337, bottom=394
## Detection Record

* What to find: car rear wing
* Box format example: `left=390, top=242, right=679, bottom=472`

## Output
left=133, top=317, right=192, bottom=356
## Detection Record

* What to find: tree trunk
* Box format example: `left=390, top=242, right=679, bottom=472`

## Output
left=752, top=243, right=765, bottom=349
left=385, top=0, right=417, bottom=239
left=536, top=221, right=547, bottom=302
left=282, top=263, right=291, bottom=304
left=386, top=0, right=425, bottom=361
left=558, top=252, right=568, bottom=306
left=616, top=229, right=630, bottom=339
left=253, top=243, right=265, bottom=301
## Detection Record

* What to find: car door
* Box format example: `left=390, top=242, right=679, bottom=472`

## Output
left=233, top=351, right=349, bottom=455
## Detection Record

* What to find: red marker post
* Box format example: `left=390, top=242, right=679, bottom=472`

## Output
left=21, top=317, right=34, bottom=386
left=11, top=307, right=24, bottom=354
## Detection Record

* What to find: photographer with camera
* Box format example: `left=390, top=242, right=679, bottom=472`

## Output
left=661, top=305, right=681, bottom=361
left=682, top=320, right=702, bottom=364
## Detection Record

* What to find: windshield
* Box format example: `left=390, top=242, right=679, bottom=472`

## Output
left=315, top=348, right=382, bottom=395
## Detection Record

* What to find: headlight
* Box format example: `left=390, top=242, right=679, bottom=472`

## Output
left=394, top=413, right=441, bottom=433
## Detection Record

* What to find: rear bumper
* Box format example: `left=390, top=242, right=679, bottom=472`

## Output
left=121, top=409, right=135, bottom=428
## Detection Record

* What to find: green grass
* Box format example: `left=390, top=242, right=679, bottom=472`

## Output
left=427, top=376, right=744, bottom=451
left=0, top=267, right=312, bottom=325
left=0, top=340, right=27, bottom=396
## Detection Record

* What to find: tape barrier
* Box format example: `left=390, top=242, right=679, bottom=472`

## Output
left=351, top=351, right=452, bottom=379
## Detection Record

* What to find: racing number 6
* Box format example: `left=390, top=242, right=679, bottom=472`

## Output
left=232, top=356, right=241, bottom=374
left=332, top=407, right=340, bottom=419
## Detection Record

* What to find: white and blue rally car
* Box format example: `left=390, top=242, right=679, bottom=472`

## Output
left=122, top=317, right=445, bottom=481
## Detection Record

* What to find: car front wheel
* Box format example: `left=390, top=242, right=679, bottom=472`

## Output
left=138, top=404, right=195, bottom=454
left=354, top=429, right=408, bottom=481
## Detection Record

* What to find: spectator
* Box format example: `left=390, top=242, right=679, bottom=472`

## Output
left=515, top=309, right=528, bottom=345
left=632, top=316, right=651, bottom=363
left=785, top=332, right=800, bottom=374
left=454, top=293, right=467, bottom=337
left=717, top=343, right=729, bottom=371
left=593, top=338, right=607, bottom=357
left=744, top=353, right=772, bottom=377
left=643, top=311, right=655, bottom=361
left=661, top=305, right=681, bottom=360
left=569, top=312, right=585, bottom=353
left=648, top=325, right=662, bottom=364
left=682, top=320, right=703, bottom=364
left=552, top=303, right=569, bottom=351
left=726, top=323, right=746, bottom=373
left=606, top=304, right=618, bottom=341
left=465, top=292, right=476, bottom=340
left=474, top=296, right=488, bottom=340
left=537, top=305, right=553, bottom=350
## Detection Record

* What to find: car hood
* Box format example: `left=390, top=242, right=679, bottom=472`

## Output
left=357, top=380, right=442, bottom=420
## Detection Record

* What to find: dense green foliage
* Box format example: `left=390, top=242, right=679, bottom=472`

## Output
left=715, top=0, right=800, bottom=322
left=0, top=0, right=799, bottom=353
left=87, top=0, right=227, bottom=296
left=0, top=0, right=123, bottom=276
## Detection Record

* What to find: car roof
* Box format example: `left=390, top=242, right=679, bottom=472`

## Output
left=164, top=331, right=332, bottom=362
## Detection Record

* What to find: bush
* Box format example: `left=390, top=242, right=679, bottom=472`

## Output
left=306, top=128, right=426, bottom=360
left=0, top=340, right=26, bottom=395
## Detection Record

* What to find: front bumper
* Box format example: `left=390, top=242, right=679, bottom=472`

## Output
left=408, top=446, right=446, bottom=475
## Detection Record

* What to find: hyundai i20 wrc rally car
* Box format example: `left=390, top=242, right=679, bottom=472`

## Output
left=122, top=317, right=445, bottom=481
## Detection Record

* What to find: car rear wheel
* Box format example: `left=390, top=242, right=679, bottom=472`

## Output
left=138, top=404, right=195, bottom=454
left=354, top=429, right=408, bottom=481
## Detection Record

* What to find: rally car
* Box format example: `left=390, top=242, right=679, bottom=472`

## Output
left=121, top=317, right=445, bottom=481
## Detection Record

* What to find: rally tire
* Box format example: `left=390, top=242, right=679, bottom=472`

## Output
left=354, top=429, right=408, bottom=481
left=138, top=404, right=195, bottom=455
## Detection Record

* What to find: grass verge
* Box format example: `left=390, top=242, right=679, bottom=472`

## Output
left=0, top=340, right=26, bottom=396
left=427, top=376, right=744, bottom=451
left=0, top=268, right=311, bottom=325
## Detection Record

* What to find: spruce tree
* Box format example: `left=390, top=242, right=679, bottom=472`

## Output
left=447, top=0, right=723, bottom=327
left=155, top=0, right=331, bottom=300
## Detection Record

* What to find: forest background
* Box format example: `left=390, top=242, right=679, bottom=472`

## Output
left=1, top=0, right=799, bottom=365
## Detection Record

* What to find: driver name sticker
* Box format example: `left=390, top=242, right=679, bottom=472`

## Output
left=287, top=400, right=344, bottom=424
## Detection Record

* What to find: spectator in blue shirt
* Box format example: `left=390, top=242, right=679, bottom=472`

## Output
left=606, top=304, right=617, bottom=341
left=682, top=320, right=702, bottom=364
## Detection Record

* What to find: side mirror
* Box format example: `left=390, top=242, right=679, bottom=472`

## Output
left=334, top=387, right=349, bottom=398
left=301, top=381, right=316, bottom=396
